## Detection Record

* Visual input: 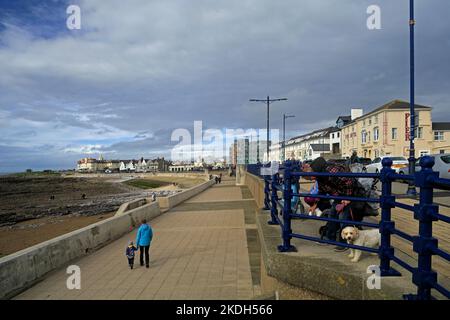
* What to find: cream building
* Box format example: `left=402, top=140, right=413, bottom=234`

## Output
left=76, top=157, right=120, bottom=172
left=341, top=100, right=440, bottom=159
left=432, top=123, right=450, bottom=154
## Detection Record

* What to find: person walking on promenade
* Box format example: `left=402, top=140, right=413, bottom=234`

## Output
left=136, top=219, right=153, bottom=268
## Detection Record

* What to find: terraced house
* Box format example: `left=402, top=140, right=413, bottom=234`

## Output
left=341, top=100, right=450, bottom=159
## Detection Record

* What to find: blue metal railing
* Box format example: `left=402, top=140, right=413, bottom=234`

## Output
left=256, top=156, right=450, bottom=300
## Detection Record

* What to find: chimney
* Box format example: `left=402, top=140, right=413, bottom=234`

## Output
left=351, top=108, right=363, bottom=120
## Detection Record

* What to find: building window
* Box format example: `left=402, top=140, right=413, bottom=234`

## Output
left=332, top=133, right=334, bottom=139
left=337, top=132, right=340, bottom=138
left=374, top=149, right=379, bottom=158
left=374, top=115, right=378, bottom=124
left=434, top=131, right=444, bottom=141
left=440, top=150, right=446, bottom=154
left=392, top=128, right=398, bottom=140
left=414, top=127, right=423, bottom=139
left=369, top=118, right=372, bottom=125
left=374, top=127, right=379, bottom=141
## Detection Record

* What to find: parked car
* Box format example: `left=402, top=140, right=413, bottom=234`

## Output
left=359, top=158, right=372, bottom=166
left=399, top=154, right=450, bottom=179
left=364, top=156, right=409, bottom=174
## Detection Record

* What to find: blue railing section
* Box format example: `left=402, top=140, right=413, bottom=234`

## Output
left=247, top=163, right=264, bottom=178
left=256, top=156, right=450, bottom=300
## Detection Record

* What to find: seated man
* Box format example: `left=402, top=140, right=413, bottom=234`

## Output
left=302, top=157, right=356, bottom=252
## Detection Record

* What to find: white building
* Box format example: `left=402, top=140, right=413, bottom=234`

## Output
left=120, top=160, right=136, bottom=172
left=268, top=127, right=334, bottom=161
left=136, top=159, right=159, bottom=172
left=168, top=162, right=195, bottom=172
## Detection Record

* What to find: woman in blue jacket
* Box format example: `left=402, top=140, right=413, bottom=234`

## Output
left=135, top=219, right=153, bottom=268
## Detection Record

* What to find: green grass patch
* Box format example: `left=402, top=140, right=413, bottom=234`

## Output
left=123, top=179, right=170, bottom=189
left=7, top=171, right=61, bottom=178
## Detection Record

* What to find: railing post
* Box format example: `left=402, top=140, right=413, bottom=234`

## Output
left=278, top=160, right=296, bottom=252
left=263, top=172, right=271, bottom=210
left=379, top=158, right=401, bottom=277
left=407, top=156, right=439, bottom=300
left=268, top=173, right=279, bottom=225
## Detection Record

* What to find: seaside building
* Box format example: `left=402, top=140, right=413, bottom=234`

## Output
left=341, top=100, right=450, bottom=158
left=76, top=156, right=160, bottom=173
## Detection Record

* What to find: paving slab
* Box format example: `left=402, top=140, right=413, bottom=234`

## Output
left=14, top=183, right=256, bottom=300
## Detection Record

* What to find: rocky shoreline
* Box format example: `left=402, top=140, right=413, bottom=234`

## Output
left=0, top=175, right=184, bottom=227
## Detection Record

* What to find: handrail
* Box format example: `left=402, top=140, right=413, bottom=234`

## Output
left=256, top=156, right=450, bottom=300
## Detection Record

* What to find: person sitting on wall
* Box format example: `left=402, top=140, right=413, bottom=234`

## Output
left=302, top=157, right=356, bottom=252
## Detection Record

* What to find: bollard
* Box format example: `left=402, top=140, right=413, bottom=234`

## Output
left=407, top=156, right=439, bottom=300
left=278, top=160, right=296, bottom=252
left=268, top=173, right=279, bottom=225
left=379, top=158, right=401, bottom=277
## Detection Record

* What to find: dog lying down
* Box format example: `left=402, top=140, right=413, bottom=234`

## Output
left=341, top=226, right=381, bottom=263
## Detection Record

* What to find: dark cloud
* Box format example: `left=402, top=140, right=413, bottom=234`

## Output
left=0, top=0, right=449, bottom=171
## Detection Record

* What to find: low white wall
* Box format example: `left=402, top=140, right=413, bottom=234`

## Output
left=0, top=201, right=160, bottom=300
left=158, top=180, right=215, bottom=209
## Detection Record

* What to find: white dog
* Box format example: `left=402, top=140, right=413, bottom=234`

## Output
left=341, top=226, right=380, bottom=263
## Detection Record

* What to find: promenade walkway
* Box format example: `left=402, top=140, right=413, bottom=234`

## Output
left=15, top=177, right=260, bottom=300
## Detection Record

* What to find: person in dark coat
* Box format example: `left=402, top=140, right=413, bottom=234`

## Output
left=125, top=241, right=138, bottom=269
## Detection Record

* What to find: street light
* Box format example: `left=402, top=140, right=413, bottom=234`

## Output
left=406, top=0, right=417, bottom=197
left=249, top=96, right=288, bottom=161
left=282, top=114, right=295, bottom=162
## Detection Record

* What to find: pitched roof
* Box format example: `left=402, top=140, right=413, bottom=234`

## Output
left=342, top=100, right=431, bottom=128
left=337, top=116, right=351, bottom=122
left=286, top=127, right=335, bottom=145
left=432, top=122, right=450, bottom=131
left=329, top=126, right=340, bottom=133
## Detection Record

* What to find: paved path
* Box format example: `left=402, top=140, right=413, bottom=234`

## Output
left=15, top=178, right=260, bottom=300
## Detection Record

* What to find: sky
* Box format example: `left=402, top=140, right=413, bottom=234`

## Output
left=0, top=0, right=449, bottom=172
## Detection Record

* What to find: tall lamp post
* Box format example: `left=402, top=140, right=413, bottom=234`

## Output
left=282, top=114, right=295, bottom=162
left=407, top=0, right=417, bottom=197
left=249, top=96, right=288, bottom=161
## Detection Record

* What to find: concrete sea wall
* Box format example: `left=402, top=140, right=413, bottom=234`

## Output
left=157, top=180, right=215, bottom=210
left=0, top=176, right=216, bottom=299
left=0, top=201, right=161, bottom=300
